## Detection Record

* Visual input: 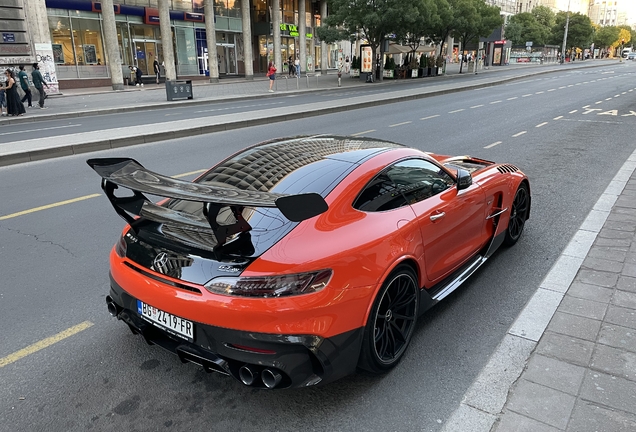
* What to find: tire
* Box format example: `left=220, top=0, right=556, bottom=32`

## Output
left=504, top=183, right=530, bottom=246
left=358, top=266, right=419, bottom=374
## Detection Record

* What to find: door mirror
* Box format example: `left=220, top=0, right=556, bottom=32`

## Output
left=456, top=168, right=473, bottom=191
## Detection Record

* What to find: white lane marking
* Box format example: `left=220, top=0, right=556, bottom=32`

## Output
left=351, top=129, right=376, bottom=136
left=164, top=113, right=182, bottom=116
left=490, top=100, right=502, bottom=104
left=0, top=124, right=82, bottom=136
left=484, top=141, right=502, bottom=149
left=583, top=105, right=590, bottom=108
left=615, top=95, right=621, bottom=97
left=448, top=109, right=465, bottom=114
left=506, top=97, right=518, bottom=100
left=548, top=89, right=556, bottom=92
left=622, top=92, right=627, bottom=95
left=569, top=110, right=578, bottom=114
left=512, top=131, right=527, bottom=137
left=559, top=86, right=566, bottom=89
left=583, top=82, right=589, bottom=84
left=554, top=116, right=563, bottom=120
left=522, top=94, right=532, bottom=97
left=536, top=122, right=548, bottom=128
left=470, top=104, right=485, bottom=108
left=389, top=121, right=412, bottom=127
left=568, top=84, right=574, bottom=87
left=605, top=97, right=613, bottom=101
left=535, top=91, right=544, bottom=94
left=421, top=115, right=440, bottom=120
left=595, top=101, right=603, bottom=104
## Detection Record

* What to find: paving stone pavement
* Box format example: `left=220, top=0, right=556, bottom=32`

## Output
left=493, top=172, right=636, bottom=432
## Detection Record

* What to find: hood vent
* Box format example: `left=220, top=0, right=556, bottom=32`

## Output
left=497, top=164, right=519, bottom=173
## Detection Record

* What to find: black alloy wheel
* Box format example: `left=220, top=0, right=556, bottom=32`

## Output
left=358, top=266, right=419, bottom=373
left=504, top=183, right=529, bottom=246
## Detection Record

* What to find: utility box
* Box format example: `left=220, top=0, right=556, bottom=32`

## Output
left=166, top=80, right=193, bottom=101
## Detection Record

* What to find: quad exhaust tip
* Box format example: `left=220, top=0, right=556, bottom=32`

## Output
left=239, top=365, right=259, bottom=386
left=262, top=368, right=282, bottom=389
left=106, top=296, right=120, bottom=317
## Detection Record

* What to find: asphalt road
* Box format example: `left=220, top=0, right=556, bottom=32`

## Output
left=0, top=65, right=592, bottom=142
left=1, top=63, right=636, bottom=432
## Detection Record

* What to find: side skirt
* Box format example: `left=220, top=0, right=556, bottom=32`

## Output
left=419, top=231, right=506, bottom=315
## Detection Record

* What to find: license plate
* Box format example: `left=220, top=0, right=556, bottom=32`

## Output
left=137, top=300, right=194, bottom=342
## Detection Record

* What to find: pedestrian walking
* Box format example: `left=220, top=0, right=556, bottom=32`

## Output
left=153, top=59, right=160, bottom=84
left=31, top=62, right=49, bottom=109
left=4, top=69, right=26, bottom=116
left=345, top=55, right=350, bottom=73
left=17, top=65, right=32, bottom=108
left=294, top=57, right=300, bottom=78
left=266, top=61, right=276, bottom=92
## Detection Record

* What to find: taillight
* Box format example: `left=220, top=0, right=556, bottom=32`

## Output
left=204, top=270, right=332, bottom=298
left=114, top=235, right=127, bottom=258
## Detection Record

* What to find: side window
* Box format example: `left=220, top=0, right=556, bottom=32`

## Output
left=353, top=159, right=454, bottom=212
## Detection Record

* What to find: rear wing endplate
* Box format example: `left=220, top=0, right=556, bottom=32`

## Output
left=87, top=158, right=328, bottom=247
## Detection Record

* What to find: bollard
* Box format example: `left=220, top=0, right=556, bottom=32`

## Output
left=338, top=71, right=342, bottom=87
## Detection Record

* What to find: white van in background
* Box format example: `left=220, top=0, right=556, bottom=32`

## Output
left=621, top=47, right=632, bottom=58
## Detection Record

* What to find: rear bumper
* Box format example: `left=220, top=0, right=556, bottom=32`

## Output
left=108, top=274, right=363, bottom=389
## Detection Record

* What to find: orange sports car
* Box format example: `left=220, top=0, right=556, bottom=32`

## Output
left=89, top=135, right=530, bottom=389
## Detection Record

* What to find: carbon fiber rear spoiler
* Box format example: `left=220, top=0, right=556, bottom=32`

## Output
left=87, top=158, right=328, bottom=247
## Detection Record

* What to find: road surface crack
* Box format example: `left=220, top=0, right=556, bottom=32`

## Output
left=0, top=226, right=76, bottom=257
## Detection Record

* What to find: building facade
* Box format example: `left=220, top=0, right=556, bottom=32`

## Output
left=6, top=0, right=340, bottom=89
left=588, top=0, right=629, bottom=26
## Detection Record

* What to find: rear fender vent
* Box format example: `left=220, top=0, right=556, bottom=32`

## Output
left=497, top=164, right=519, bottom=174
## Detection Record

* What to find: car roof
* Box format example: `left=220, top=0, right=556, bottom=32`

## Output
left=195, top=135, right=405, bottom=196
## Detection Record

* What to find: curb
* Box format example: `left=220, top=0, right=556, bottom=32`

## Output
left=0, top=62, right=608, bottom=127
left=440, top=148, right=636, bottom=432
left=0, top=62, right=612, bottom=168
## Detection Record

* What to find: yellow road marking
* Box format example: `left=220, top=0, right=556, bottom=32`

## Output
left=484, top=141, right=502, bottom=149
left=351, top=129, right=376, bottom=136
left=389, top=121, right=412, bottom=127
left=0, top=194, right=101, bottom=220
left=0, top=321, right=93, bottom=368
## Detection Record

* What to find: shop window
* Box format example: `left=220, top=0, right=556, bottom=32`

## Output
left=49, top=16, right=79, bottom=79
left=175, top=26, right=199, bottom=75
left=215, top=0, right=241, bottom=18
left=71, top=18, right=108, bottom=78
left=282, top=0, right=294, bottom=24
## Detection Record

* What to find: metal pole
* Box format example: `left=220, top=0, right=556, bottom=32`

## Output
left=561, top=0, right=571, bottom=64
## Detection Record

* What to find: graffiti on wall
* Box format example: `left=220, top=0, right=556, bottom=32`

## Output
left=35, top=43, right=59, bottom=94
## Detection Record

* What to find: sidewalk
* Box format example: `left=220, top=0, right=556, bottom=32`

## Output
left=443, top=151, right=636, bottom=432
left=493, top=168, right=636, bottom=431
left=0, top=60, right=604, bottom=125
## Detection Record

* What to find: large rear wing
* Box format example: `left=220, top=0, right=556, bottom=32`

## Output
left=87, top=158, right=328, bottom=247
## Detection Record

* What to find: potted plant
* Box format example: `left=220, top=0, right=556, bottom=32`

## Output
left=419, top=53, right=427, bottom=77
left=427, top=54, right=436, bottom=76
left=351, top=55, right=360, bottom=77
left=409, top=55, right=419, bottom=78
left=436, top=54, right=444, bottom=75
left=383, top=56, right=395, bottom=78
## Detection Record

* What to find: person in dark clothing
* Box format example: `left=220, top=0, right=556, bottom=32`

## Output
left=153, top=59, right=160, bottom=84
left=4, top=69, right=26, bottom=116
left=135, top=66, right=143, bottom=87
left=288, top=55, right=295, bottom=76
left=31, top=62, right=49, bottom=109
left=18, top=65, right=32, bottom=108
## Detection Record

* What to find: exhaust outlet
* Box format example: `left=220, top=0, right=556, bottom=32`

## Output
left=106, top=296, right=120, bottom=317
left=262, top=369, right=282, bottom=389
left=239, top=365, right=259, bottom=386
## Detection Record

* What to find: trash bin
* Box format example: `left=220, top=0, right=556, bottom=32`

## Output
left=165, top=80, right=193, bottom=101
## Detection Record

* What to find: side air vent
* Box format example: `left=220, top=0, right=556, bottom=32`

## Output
left=497, top=164, right=519, bottom=174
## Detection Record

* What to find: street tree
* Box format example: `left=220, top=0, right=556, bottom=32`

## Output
left=319, top=0, right=403, bottom=81
left=531, top=5, right=556, bottom=30
left=395, top=0, right=439, bottom=57
left=505, top=12, right=550, bottom=46
left=426, top=0, right=454, bottom=56
left=593, top=25, right=619, bottom=51
left=452, top=0, right=503, bottom=73
left=550, top=12, right=594, bottom=52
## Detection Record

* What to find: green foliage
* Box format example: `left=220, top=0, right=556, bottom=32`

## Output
left=420, top=53, right=427, bottom=68
left=351, top=56, right=360, bottom=69
left=384, top=56, right=396, bottom=70
left=395, top=0, right=439, bottom=52
left=452, top=0, right=503, bottom=50
left=594, top=26, right=620, bottom=48
left=505, top=12, right=551, bottom=46
left=531, top=5, right=556, bottom=29
left=315, top=27, right=350, bottom=45
left=551, top=12, right=594, bottom=49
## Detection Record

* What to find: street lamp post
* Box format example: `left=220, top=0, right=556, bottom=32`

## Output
left=620, top=39, right=625, bottom=62
left=561, top=0, right=571, bottom=64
